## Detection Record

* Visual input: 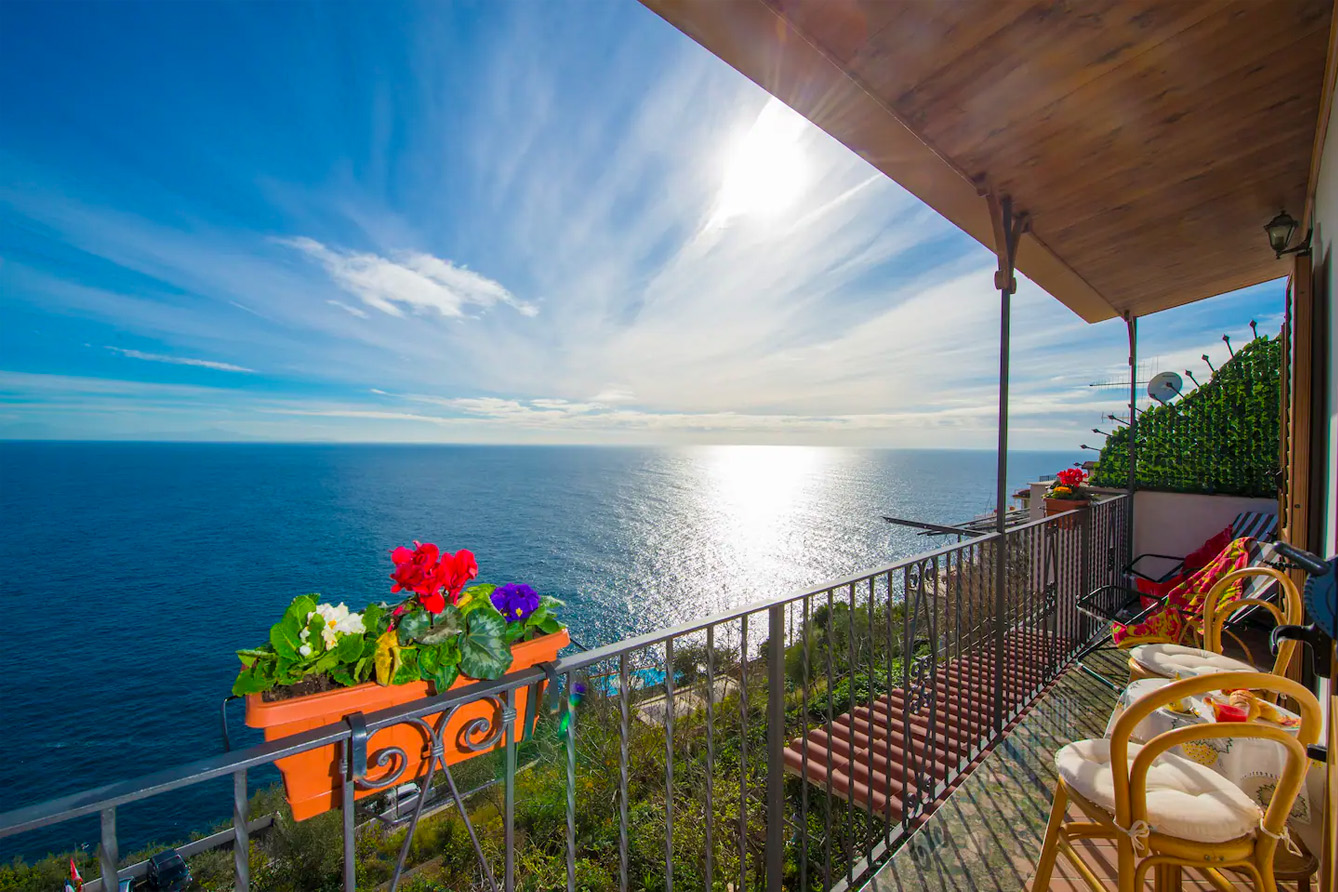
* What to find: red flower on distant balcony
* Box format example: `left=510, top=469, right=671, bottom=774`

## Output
left=1054, top=468, right=1089, bottom=488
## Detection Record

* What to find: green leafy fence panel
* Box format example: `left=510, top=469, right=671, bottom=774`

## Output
left=1090, top=336, right=1280, bottom=497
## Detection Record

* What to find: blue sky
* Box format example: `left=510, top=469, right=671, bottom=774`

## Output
left=0, top=0, right=1285, bottom=448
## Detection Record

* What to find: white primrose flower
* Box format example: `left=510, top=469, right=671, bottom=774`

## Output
left=299, top=644, right=313, bottom=657
left=306, top=603, right=366, bottom=649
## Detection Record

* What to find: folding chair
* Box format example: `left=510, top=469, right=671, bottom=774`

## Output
left=1075, top=538, right=1284, bottom=690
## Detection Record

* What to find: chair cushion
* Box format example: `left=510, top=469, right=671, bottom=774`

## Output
left=1056, top=738, right=1260, bottom=843
left=1129, top=643, right=1254, bottom=677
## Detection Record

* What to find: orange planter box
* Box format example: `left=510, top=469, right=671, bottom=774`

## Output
left=246, top=629, right=569, bottom=820
left=1043, top=498, right=1090, bottom=530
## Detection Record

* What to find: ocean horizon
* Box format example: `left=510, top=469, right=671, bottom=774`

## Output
left=0, top=441, right=1079, bottom=860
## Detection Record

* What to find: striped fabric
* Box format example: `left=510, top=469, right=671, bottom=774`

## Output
left=1231, top=510, right=1277, bottom=541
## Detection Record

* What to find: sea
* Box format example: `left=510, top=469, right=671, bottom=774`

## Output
left=0, top=442, right=1078, bottom=860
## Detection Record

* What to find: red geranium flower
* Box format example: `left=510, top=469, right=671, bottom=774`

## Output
left=389, top=542, right=479, bottom=614
left=434, top=549, right=478, bottom=606
left=390, top=541, right=440, bottom=596
left=1054, top=468, right=1088, bottom=488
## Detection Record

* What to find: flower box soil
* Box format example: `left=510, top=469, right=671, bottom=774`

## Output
left=262, top=674, right=343, bottom=702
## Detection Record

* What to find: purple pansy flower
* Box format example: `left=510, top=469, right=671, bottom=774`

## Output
left=491, top=583, right=541, bottom=623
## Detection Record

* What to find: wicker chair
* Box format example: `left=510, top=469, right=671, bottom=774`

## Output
left=1031, top=671, right=1321, bottom=892
left=1127, top=566, right=1303, bottom=685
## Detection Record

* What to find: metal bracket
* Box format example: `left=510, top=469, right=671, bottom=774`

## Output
left=345, top=711, right=368, bottom=782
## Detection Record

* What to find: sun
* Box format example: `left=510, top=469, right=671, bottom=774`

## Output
left=710, top=99, right=810, bottom=226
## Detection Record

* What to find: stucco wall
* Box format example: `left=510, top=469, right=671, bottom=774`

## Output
left=1131, top=490, right=1277, bottom=573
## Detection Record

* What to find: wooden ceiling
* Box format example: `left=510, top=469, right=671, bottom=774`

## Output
left=641, top=0, right=1336, bottom=321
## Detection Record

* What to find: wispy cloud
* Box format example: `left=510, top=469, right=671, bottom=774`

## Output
left=279, top=237, right=538, bottom=320
left=326, top=299, right=369, bottom=319
left=105, top=347, right=254, bottom=373
left=0, top=2, right=1287, bottom=445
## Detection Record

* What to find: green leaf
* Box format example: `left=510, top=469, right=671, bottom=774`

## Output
left=419, top=604, right=463, bottom=645
left=330, top=664, right=356, bottom=688
left=504, top=623, right=527, bottom=645
left=458, top=584, right=495, bottom=616
left=354, top=655, right=374, bottom=683
left=364, top=601, right=392, bottom=638
left=429, top=662, right=459, bottom=693
left=391, top=648, right=420, bottom=685
left=521, top=596, right=564, bottom=637
left=306, top=612, right=327, bottom=648
left=232, top=661, right=275, bottom=696
left=334, top=634, right=363, bottom=663
left=397, top=609, right=431, bottom=645
left=270, top=595, right=316, bottom=659
left=362, top=602, right=386, bottom=634
left=236, top=647, right=275, bottom=667
left=416, top=641, right=460, bottom=692
left=275, top=658, right=305, bottom=686
left=458, top=605, right=512, bottom=679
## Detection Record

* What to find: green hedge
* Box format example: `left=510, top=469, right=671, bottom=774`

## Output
left=1090, top=336, right=1280, bottom=497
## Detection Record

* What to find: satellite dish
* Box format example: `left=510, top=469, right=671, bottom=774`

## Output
left=1147, top=371, right=1183, bottom=404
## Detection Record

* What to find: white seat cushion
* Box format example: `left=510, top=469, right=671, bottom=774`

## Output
left=1056, top=738, right=1260, bottom=843
left=1130, top=643, right=1254, bottom=677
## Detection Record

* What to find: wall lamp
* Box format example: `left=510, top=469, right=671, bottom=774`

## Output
left=1264, top=211, right=1311, bottom=259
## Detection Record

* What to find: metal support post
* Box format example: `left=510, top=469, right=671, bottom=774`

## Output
left=1126, top=313, right=1138, bottom=566
left=765, top=604, right=786, bottom=890
left=988, top=192, right=1028, bottom=737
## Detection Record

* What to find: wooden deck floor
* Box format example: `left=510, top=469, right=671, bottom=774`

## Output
left=852, top=647, right=1316, bottom=892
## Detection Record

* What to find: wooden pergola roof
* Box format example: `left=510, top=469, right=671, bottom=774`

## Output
left=642, top=0, right=1336, bottom=322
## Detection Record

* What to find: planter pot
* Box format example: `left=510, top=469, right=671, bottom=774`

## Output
left=246, top=628, right=569, bottom=820
left=1044, top=498, right=1090, bottom=529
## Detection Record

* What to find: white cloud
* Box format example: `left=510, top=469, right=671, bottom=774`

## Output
left=327, top=299, right=369, bottom=319
left=280, top=236, right=537, bottom=320
left=591, top=386, right=636, bottom=404
left=105, top=347, right=254, bottom=373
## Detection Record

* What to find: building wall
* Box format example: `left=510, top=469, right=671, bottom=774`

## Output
left=1131, top=491, right=1278, bottom=571
left=1314, top=81, right=1338, bottom=559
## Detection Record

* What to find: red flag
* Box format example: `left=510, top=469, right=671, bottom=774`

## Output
left=69, top=858, right=83, bottom=892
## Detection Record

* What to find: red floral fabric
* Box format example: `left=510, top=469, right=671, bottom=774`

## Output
left=1113, top=537, right=1255, bottom=647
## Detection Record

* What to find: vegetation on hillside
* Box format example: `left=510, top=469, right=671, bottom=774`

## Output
left=4, top=598, right=928, bottom=892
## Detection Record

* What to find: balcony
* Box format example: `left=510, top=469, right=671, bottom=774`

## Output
left=0, top=497, right=1132, bottom=892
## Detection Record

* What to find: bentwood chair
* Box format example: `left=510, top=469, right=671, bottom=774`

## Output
left=1031, top=671, right=1321, bottom=892
left=1127, top=564, right=1303, bottom=685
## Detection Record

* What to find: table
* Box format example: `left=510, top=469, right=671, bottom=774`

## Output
left=1105, top=678, right=1314, bottom=828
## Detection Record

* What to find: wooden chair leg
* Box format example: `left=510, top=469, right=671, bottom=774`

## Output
left=1031, top=782, right=1069, bottom=891
left=1154, top=863, right=1182, bottom=892
left=1117, top=834, right=1140, bottom=892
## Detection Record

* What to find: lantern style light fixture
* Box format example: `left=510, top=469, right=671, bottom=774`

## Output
left=1264, top=210, right=1311, bottom=258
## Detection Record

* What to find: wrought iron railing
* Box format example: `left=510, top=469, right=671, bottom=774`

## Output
left=0, top=496, right=1128, bottom=892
